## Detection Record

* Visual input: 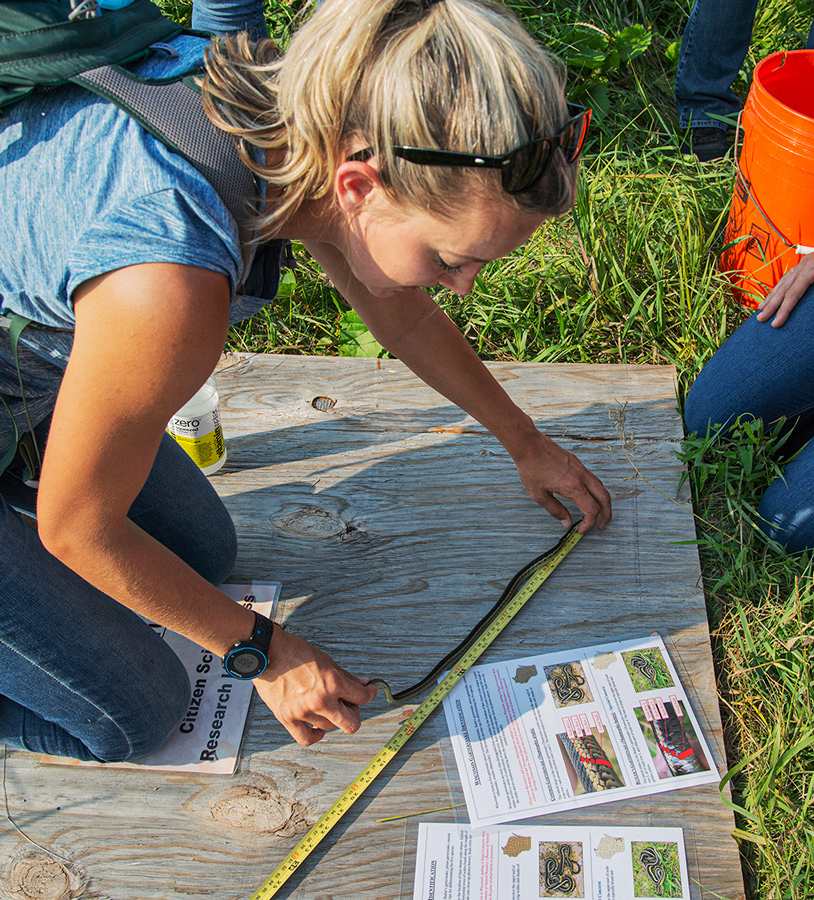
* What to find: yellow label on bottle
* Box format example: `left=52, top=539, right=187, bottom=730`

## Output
left=170, top=426, right=225, bottom=466
left=167, top=409, right=226, bottom=468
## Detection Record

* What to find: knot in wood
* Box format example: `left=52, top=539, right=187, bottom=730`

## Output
left=271, top=506, right=361, bottom=541
left=5, top=851, right=83, bottom=900
left=209, top=785, right=307, bottom=835
left=310, top=396, right=336, bottom=412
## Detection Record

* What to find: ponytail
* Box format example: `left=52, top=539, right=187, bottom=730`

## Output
left=202, top=0, right=575, bottom=236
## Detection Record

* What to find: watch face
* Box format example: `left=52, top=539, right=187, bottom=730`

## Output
left=225, top=647, right=267, bottom=679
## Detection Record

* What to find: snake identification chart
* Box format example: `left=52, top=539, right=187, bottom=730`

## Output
left=442, top=635, right=718, bottom=827
left=41, top=582, right=279, bottom=775
left=412, top=823, right=691, bottom=900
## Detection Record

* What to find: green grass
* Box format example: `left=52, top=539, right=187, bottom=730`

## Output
left=166, top=1, right=814, bottom=896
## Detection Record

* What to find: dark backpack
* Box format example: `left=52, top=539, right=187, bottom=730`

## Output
left=0, top=0, right=281, bottom=484
left=0, top=0, right=181, bottom=113
left=0, top=0, right=256, bottom=234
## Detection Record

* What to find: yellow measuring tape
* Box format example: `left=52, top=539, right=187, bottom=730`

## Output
left=249, top=524, right=583, bottom=900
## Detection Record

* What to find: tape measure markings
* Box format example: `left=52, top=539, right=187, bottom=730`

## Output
left=250, top=524, right=582, bottom=900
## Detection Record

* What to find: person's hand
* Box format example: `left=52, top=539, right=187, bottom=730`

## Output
left=756, top=253, right=814, bottom=327
left=254, top=626, right=378, bottom=747
left=511, top=430, right=612, bottom=533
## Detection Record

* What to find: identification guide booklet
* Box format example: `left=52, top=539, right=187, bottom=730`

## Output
left=442, top=635, right=718, bottom=827
left=42, top=582, right=279, bottom=775
left=413, top=823, right=691, bottom=900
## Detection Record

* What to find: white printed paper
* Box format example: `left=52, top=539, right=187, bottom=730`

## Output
left=442, top=636, right=718, bottom=827
left=42, top=582, right=279, bottom=774
left=413, top=823, right=691, bottom=900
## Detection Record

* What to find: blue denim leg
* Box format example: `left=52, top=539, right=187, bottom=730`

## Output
left=191, top=0, right=268, bottom=38
left=0, top=517, right=192, bottom=761
left=674, top=0, right=759, bottom=129
left=684, top=286, right=814, bottom=552
left=128, top=433, right=238, bottom=587
left=759, top=441, right=814, bottom=553
left=0, top=433, right=238, bottom=760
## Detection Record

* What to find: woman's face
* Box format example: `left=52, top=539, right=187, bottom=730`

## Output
left=343, top=190, right=545, bottom=299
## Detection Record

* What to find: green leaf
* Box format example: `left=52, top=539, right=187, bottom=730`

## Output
left=276, top=268, right=296, bottom=300
left=614, top=24, right=652, bottom=63
left=558, top=23, right=610, bottom=70
left=731, top=827, right=768, bottom=846
left=738, top=444, right=754, bottom=477
left=664, top=40, right=680, bottom=68
left=578, top=82, right=611, bottom=122
left=601, top=48, right=621, bottom=75
left=336, top=310, right=385, bottom=358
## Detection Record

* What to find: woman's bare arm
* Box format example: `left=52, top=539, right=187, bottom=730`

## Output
left=37, top=263, right=375, bottom=746
left=304, top=240, right=611, bottom=531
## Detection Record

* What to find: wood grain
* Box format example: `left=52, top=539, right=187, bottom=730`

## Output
left=0, top=356, right=744, bottom=900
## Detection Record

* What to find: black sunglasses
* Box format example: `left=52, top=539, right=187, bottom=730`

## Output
left=390, top=103, right=591, bottom=194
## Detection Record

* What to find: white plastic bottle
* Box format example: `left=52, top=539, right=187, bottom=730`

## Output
left=167, top=377, right=227, bottom=475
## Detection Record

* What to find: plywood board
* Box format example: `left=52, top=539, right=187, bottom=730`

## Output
left=0, top=356, right=744, bottom=900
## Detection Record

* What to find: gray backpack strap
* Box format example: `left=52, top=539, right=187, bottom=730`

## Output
left=73, top=66, right=256, bottom=257
left=0, top=314, right=41, bottom=481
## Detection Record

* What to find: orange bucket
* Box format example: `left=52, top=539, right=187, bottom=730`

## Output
left=721, top=50, right=814, bottom=308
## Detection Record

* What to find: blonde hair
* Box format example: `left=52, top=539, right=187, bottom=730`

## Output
left=202, top=0, right=576, bottom=236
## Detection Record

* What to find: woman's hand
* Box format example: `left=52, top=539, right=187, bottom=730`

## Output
left=756, top=253, right=814, bottom=327
left=37, top=261, right=379, bottom=754
left=511, top=429, right=612, bottom=533
left=302, top=242, right=612, bottom=535
left=255, top=627, right=378, bottom=747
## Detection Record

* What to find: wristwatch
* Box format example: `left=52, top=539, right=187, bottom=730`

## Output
left=222, top=611, right=275, bottom=679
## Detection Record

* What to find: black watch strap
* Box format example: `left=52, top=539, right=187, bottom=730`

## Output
left=248, top=610, right=274, bottom=651
left=222, top=611, right=275, bottom=679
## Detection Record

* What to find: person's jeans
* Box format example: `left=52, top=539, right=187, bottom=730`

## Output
left=674, top=0, right=760, bottom=130
left=0, top=433, right=238, bottom=761
left=191, top=0, right=268, bottom=39
left=675, top=0, right=814, bottom=131
left=684, top=287, right=814, bottom=553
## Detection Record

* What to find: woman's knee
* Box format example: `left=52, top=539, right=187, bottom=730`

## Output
left=684, top=333, right=756, bottom=437
left=684, top=377, right=726, bottom=437
left=181, top=491, right=238, bottom=585
left=90, top=651, right=192, bottom=762
left=758, top=477, right=814, bottom=555
left=191, top=0, right=268, bottom=38
left=683, top=343, right=747, bottom=438
left=686, top=290, right=814, bottom=438
left=751, top=425, right=814, bottom=554
left=65, top=612, right=194, bottom=762
left=130, top=433, right=238, bottom=584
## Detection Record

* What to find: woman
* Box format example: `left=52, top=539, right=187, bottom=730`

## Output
left=684, top=255, right=814, bottom=553
left=0, top=0, right=611, bottom=761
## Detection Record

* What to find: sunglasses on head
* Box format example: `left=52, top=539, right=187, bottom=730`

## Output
left=390, top=103, right=591, bottom=194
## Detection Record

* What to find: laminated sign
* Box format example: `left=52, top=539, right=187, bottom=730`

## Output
left=442, top=635, right=719, bottom=827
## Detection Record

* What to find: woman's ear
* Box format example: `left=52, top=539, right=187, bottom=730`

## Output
left=335, top=160, right=384, bottom=216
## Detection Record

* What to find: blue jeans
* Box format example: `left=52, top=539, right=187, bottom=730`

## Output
left=674, top=0, right=760, bottom=130
left=0, top=433, right=237, bottom=761
left=191, top=0, right=268, bottom=38
left=684, top=287, right=814, bottom=553
left=674, top=1, right=814, bottom=130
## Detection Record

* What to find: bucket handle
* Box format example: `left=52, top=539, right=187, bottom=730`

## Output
left=732, top=111, right=812, bottom=256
